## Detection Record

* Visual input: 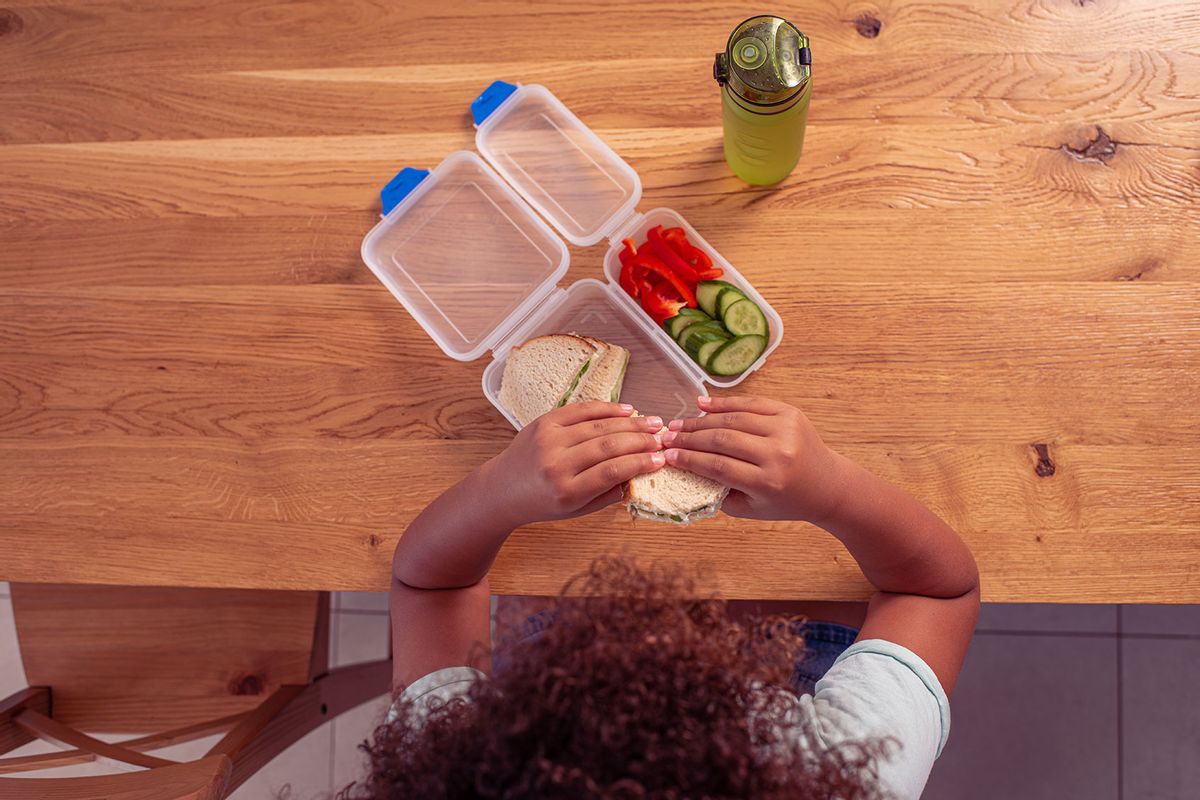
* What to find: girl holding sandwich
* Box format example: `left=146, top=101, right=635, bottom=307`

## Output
left=342, top=396, right=979, bottom=800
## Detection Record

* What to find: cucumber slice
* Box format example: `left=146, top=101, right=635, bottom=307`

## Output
left=716, top=287, right=748, bottom=320
left=675, top=320, right=726, bottom=347
left=707, top=335, right=767, bottom=376
left=609, top=350, right=629, bottom=403
left=695, top=337, right=727, bottom=369
left=556, top=360, right=591, bottom=406
left=722, top=297, right=768, bottom=336
left=664, top=314, right=706, bottom=340
left=684, top=329, right=729, bottom=360
left=678, top=307, right=710, bottom=319
left=696, top=280, right=736, bottom=318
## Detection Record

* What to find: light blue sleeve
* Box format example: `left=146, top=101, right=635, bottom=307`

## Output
left=385, top=666, right=486, bottom=724
left=799, top=639, right=951, bottom=800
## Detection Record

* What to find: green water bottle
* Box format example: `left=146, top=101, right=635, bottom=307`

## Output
left=714, top=15, right=812, bottom=185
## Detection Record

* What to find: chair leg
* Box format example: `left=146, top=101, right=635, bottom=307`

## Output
left=308, top=591, right=332, bottom=681
left=0, top=688, right=50, bottom=756
left=224, top=659, right=391, bottom=794
left=206, top=686, right=304, bottom=758
left=0, top=711, right=248, bottom=774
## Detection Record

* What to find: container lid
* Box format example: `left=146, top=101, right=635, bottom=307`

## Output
left=360, top=150, right=570, bottom=362
left=473, top=82, right=642, bottom=247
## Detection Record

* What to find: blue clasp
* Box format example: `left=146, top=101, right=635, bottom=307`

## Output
left=380, top=167, right=430, bottom=215
left=470, top=80, right=518, bottom=126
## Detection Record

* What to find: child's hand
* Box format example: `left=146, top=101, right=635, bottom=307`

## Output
left=662, top=396, right=845, bottom=522
left=485, top=401, right=666, bottom=528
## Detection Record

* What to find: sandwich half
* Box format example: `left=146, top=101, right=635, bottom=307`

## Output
left=497, top=334, right=599, bottom=426
left=566, top=335, right=630, bottom=404
left=626, top=426, right=729, bottom=524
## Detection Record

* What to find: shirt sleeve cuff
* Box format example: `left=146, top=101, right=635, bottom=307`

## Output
left=386, top=666, right=487, bottom=723
left=832, top=639, right=953, bottom=757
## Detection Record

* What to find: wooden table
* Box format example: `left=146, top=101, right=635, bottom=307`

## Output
left=2, top=1, right=1198, bottom=602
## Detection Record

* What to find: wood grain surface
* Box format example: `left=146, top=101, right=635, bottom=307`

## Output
left=11, top=585, right=318, bottom=730
left=1, top=0, right=1198, bottom=601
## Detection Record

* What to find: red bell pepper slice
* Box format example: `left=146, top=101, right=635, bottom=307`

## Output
left=619, top=237, right=638, bottom=264
left=652, top=226, right=723, bottom=280
left=627, top=250, right=696, bottom=308
left=639, top=279, right=687, bottom=324
left=618, top=238, right=642, bottom=299
left=646, top=226, right=701, bottom=282
left=662, top=227, right=719, bottom=275
left=619, top=260, right=639, bottom=299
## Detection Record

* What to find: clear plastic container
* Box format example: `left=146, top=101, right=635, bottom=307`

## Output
left=600, top=207, right=783, bottom=390
left=481, top=280, right=705, bottom=429
left=477, top=84, right=641, bottom=247
left=361, top=82, right=784, bottom=428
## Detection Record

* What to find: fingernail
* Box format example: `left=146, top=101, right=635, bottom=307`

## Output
left=667, top=419, right=683, bottom=431
left=645, top=416, right=663, bottom=429
left=664, top=448, right=680, bottom=464
left=661, top=430, right=677, bottom=445
left=697, top=395, right=712, bottom=408
left=651, top=452, right=666, bottom=466
left=619, top=403, right=635, bottom=413
left=652, top=432, right=664, bottom=447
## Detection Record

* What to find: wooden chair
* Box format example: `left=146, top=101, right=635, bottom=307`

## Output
left=0, top=584, right=391, bottom=799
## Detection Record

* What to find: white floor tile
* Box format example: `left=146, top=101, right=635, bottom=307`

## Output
left=976, top=603, right=1117, bottom=634
left=331, top=694, right=392, bottom=794
left=1122, top=637, right=1200, bottom=799
left=0, top=581, right=9, bottom=598
left=1120, top=604, right=1200, bottom=637
left=227, top=720, right=332, bottom=800
left=333, top=611, right=390, bottom=668
left=333, top=592, right=389, bottom=613
left=148, top=732, right=224, bottom=761
left=922, top=633, right=1118, bottom=800
left=0, top=595, right=28, bottom=700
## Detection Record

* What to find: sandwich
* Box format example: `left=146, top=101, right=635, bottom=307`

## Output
left=497, top=334, right=629, bottom=427
left=498, top=334, right=726, bottom=524
left=566, top=335, right=630, bottom=404
left=625, top=426, right=729, bottom=524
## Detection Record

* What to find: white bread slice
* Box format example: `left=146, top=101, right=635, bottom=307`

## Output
left=567, top=335, right=630, bottom=404
left=497, top=334, right=599, bottom=426
left=625, top=426, right=729, bottom=524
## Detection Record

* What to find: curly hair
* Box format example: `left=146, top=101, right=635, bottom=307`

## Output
left=340, top=556, right=891, bottom=799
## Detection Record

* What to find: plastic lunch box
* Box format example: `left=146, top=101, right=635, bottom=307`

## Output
left=360, top=81, right=784, bottom=429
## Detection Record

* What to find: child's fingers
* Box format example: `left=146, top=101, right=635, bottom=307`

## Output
left=720, top=489, right=754, bottom=518
left=563, top=414, right=663, bottom=446
left=663, top=448, right=760, bottom=494
left=661, top=428, right=771, bottom=466
left=667, top=410, right=773, bottom=437
left=574, top=485, right=626, bottom=517
left=548, top=401, right=634, bottom=427
left=565, top=432, right=662, bottom=473
left=573, top=451, right=666, bottom=500
left=697, top=395, right=784, bottom=417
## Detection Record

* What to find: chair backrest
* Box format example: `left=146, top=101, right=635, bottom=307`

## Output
left=11, top=584, right=321, bottom=732
left=0, top=755, right=232, bottom=800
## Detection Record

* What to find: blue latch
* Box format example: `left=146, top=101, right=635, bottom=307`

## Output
left=380, top=167, right=430, bottom=215
left=470, top=80, right=517, bottom=126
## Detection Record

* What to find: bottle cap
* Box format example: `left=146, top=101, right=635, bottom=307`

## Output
left=714, top=16, right=811, bottom=111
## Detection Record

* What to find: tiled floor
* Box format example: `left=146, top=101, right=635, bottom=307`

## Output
left=1, top=583, right=1198, bottom=799
left=926, top=604, right=1200, bottom=800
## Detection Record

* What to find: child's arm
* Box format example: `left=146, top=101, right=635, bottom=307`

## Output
left=390, top=402, right=666, bottom=690
left=663, top=396, right=979, bottom=695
